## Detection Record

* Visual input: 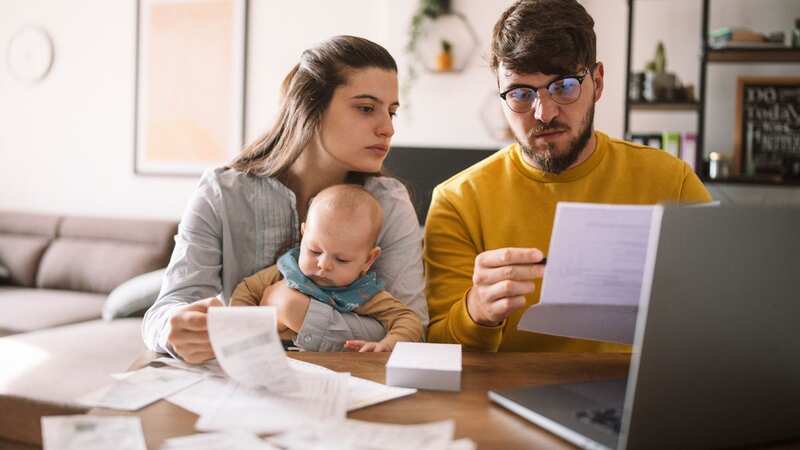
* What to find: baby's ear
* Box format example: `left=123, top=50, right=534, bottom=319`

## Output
left=300, top=222, right=306, bottom=236
left=364, top=246, right=382, bottom=270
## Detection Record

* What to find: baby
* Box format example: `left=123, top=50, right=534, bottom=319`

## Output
left=230, top=184, right=423, bottom=352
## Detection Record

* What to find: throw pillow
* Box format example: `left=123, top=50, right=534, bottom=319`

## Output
left=102, top=268, right=166, bottom=321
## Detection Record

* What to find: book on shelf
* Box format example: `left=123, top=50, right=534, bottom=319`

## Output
left=627, top=131, right=697, bottom=168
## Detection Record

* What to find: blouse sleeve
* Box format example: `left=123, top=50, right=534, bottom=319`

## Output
left=141, top=171, right=224, bottom=356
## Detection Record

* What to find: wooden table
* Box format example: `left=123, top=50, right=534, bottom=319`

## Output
left=94, top=351, right=629, bottom=449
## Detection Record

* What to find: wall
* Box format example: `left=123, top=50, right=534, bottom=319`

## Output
left=1, top=0, right=799, bottom=220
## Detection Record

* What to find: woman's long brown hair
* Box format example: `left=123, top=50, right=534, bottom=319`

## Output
left=230, top=35, right=397, bottom=180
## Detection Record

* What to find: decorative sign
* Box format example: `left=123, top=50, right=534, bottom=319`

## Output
left=735, top=77, right=800, bottom=178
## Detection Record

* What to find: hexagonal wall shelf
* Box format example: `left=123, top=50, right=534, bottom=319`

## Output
left=411, top=12, right=479, bottom=74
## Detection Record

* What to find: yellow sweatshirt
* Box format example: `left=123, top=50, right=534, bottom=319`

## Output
left=424, top=131, right=712, bottom=352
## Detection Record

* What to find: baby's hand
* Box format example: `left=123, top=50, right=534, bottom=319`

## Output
left=344, top=340, right=393, bottom=352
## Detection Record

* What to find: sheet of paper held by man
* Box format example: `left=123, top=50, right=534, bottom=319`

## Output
left=207, top=306, right=299, bottom=392
left=41, top=416, right=147, bottom=450
left=519, top=202, right=657, bottom=344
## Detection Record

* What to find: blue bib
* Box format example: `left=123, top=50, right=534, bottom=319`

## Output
left=276, top=247, right=384, bottom=313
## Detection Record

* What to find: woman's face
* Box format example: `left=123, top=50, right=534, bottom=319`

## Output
left=317, top=67, right=399, bottom=174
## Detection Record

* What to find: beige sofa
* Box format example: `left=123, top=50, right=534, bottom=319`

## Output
left=0, top=210, right=177, bottom=448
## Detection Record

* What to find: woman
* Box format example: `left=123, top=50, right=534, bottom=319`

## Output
left=142, top=36, right=427, bottom=363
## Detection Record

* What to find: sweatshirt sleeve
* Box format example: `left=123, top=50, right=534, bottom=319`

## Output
left=679, top=163, right=713, bottom=203
left=356, top=292, right=424, bottom=345
left=424, top=186, right=505, bottom=352
left=229, top=265, right=281, bottom=307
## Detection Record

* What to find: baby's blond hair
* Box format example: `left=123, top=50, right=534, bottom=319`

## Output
left=307, top=184, right=384, bottom=246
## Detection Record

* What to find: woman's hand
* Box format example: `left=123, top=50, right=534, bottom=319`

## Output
left=261, top=280, right=311, bottom=332
left=167, top=297, right=223, bottom=364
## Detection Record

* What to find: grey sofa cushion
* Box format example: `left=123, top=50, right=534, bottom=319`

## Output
left=0, top=211, right=60, bottom=288
left=103, top=268, right=165, bottom=320
left=0, top=287, right=105, bottom=335
left=35, top=216, right=177, bottom=294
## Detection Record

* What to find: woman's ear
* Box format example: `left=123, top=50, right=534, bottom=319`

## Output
left=363, top=246, right=382, bottom=272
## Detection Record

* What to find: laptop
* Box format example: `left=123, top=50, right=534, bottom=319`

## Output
left=490, top=205, right=800, bottom=449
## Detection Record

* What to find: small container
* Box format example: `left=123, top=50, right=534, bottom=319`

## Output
left=708, top=152, right=729, bottom=179
left=793, top=18, right=800, bottom=48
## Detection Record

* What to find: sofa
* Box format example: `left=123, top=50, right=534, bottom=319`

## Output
left=0, top=210, right=177, bottom=448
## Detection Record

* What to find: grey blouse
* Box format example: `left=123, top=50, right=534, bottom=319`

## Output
left=142, top=167, right=428, bottom=354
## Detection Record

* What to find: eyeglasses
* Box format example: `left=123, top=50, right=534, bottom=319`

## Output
left=499, top=66, right=594, bottom=114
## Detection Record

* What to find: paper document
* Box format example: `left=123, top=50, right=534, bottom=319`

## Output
left=150, top=356, right=225, bottom=378
left=540, top=202, right=655, bottom=306
left=347, top=375, right=417, bottom=411
left=165, top=376, right=233, bottom=416
left=41, top=416, right=146, bottom=450
left=77, top=366, right=204, bottom=411
left=518, top=202, right=658, bottom=344
left=208, top=306, right=298, bottom=392
left=270, top=419, right=456, bottom=450
left=195, top=371, right=349, bottom=434
left=159, top=431, right=279, bottom=450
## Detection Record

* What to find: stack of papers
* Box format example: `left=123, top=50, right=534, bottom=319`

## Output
left=386, top=343, right=462, bottom=391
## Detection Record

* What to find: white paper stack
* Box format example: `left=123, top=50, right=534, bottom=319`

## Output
left=385, top=342, right=462, bottom=391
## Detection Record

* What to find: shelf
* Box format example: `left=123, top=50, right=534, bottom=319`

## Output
left=629, top=101, right=699, bottom=111
left=706, top=47, right=800, bottom=63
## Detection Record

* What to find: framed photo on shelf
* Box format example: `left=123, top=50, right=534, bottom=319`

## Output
left=734, top=76, right=800, bottom=178
left=134, top=0, right=247, bottom=176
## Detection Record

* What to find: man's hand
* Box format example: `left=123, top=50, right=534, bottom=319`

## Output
left=466, top=247, right=546, bottom=326
left=261, top=280, right=310, bottom=332
left=344, top=339, right=393, bottom=352
left=167, top=297, right=223, bottom=364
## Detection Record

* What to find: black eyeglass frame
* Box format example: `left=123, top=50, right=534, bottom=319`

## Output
left=498, top=64, right=596, bottom=113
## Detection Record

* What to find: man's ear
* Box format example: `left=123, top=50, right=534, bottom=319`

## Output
left=592, top=62, right=604, bottom=102
left=363, top=246, right=382, bottom=272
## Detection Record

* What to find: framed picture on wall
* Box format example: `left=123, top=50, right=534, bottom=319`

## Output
left=734, top=76, right=800, bottom=178
left=134, top=0, right=247, bottom=176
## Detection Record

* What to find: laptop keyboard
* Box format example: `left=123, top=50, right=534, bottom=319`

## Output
left=575, top=407, right=622, bottom=434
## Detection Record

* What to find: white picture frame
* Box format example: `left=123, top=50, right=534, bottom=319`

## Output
left=134, top=0, right=247, bottom=176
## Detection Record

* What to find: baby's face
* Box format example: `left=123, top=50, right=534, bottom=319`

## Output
left=298, top=212, right=377, bottom=287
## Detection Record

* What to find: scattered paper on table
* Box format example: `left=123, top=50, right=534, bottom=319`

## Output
left=270, top=419, right=456, bottom=450
left=208, top=306, right=298, bottom=392
left=195, top=371, right=349, bottom=434
left=159, top=431, right=279, bottom=450
left=347, top=375, right=417, bottom=411
left=41, top=415, right=146, bottom=450
left=77, top=366, right=204, bottom=411
left=150, top=356, right=226, bottom=378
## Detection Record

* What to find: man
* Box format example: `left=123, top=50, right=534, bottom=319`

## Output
left=424, top=0, right=711, bottom=352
